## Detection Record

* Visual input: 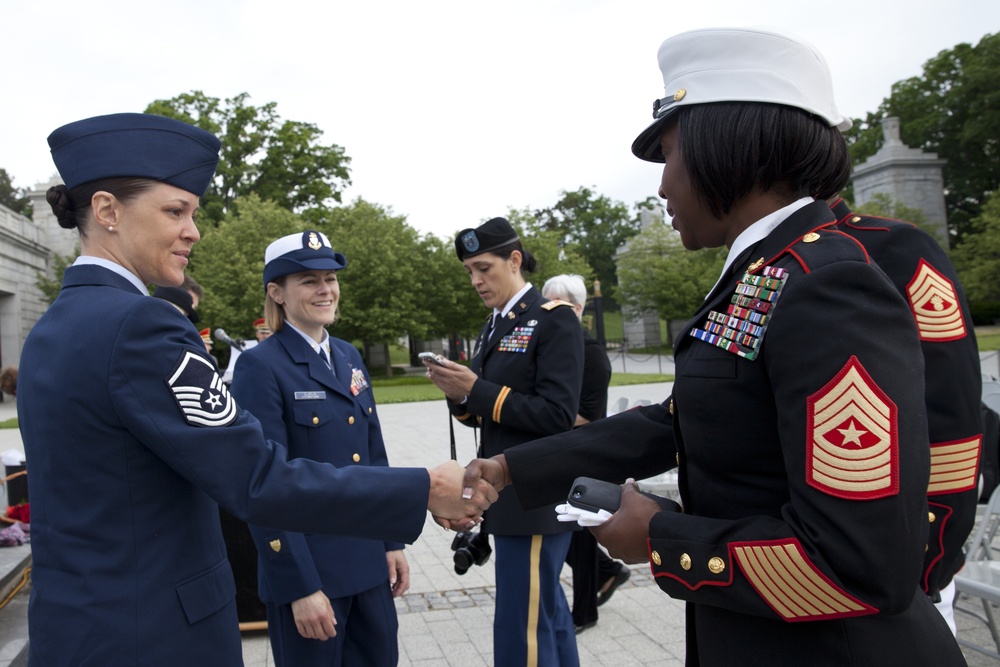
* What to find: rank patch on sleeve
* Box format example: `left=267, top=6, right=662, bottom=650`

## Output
left=167, top=351, right=239, bottom=427
left=806, top=356, right=898, bottom=500
left=906, top=259, right=967, bottom=342
left=731, top=539, right=876, bottom=622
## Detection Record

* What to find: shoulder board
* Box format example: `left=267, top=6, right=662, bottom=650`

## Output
left=541, top=299, right=573, bottom=310
left=787, top=229, right=871, bottom=272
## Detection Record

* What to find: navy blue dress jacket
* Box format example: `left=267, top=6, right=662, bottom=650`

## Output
left=231, top=327, right=402, bottom=604
left=17, top=265, right=429, bottom=667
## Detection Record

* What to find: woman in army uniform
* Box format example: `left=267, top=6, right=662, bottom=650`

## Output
left=424, top=217, right=584, bottom=666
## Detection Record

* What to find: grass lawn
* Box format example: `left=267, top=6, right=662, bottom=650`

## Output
left=2, top=326, right=998, bottom=425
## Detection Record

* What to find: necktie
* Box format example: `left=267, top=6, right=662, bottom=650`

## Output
left=318, top=346, right=331, bottom=369
left=489, top=313, right=500, bottom=341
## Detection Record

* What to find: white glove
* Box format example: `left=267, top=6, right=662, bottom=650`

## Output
left=555, top=503, right=614, bottom=527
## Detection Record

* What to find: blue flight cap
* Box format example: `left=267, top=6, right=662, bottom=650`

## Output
left=454, top=217, right=519, bottom=261
left=47, top=113, right=221, bottom=196
left=263, top=230, right=347, bottom=287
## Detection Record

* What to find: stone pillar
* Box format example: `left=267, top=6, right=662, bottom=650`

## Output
left=852, top=117, right=949, bottom=245
left=615, top=204, right=665, bottom=349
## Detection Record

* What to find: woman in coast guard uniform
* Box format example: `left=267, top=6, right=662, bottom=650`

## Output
left=231, top=231, right=407, bottom=666
left=466, top=28, right=967, bottom=665
left=16, top=113, right=493, bottom=667
left=424, top=217, right=584, bottom=666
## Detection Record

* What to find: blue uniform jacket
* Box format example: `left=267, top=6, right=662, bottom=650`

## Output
left=231, top=327, right=401, bottom=604
left=16, top=265, right=429, bottom=667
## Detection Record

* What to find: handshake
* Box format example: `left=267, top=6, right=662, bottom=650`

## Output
left=427, top=457, right=512, bottom=531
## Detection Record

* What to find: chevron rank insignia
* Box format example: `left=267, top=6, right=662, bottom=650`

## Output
left=167, top=351, right=238, bottom=427
left=805, top=356, right=898, bottom=500
left=906, top=259, right=967, bottom=342
left=689, top=265, right=788, bottom=360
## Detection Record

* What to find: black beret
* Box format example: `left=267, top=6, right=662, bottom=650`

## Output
left=48, top=113, right=221, bottom=196
left=455, top=217, right=519, bottom=261
left=152, top=285, right=199, bottom=323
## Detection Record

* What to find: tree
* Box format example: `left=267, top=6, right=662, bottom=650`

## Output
left=616, top=220, right=726, bottom=324
left=189, top=195, right=306, bottom=349
left=846, top=32, right=1000, bottom=242
left=35, top=249, right=79, bottom=304
left=951, top=188, right=1000, bottom=302
left=530, top=187, right=641, bottom=304
left=505, top=208, right=593, bottom=287
left=326, top=199, right=429, bottom=376
left=0, top=168, right=32, bottom=218
left=145, top=92, right=351, bottom=223
left=853, top=193, right=944, bottom=244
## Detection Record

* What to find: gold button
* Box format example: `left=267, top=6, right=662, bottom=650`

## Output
left=851, top=216, right=861, bottom=223
left=928, top=511, right=936, bottom=523
left=269, top=539, right=281, bottom=553
left=352, top=453, right=360, bottom=463
left=368, top=407, right=372, bottom=414
left=669, top=398, right=674, bottom=415
left=680, top=553, right=691, bottom=570
left=312, top=416, right=319, bottom=425
left=803, top=232, right=820, bottom=243
left=651, top=550, right=662, bottom=566
left=348, top=416, right=355, bottom=425
left=708, top=557, right=725, bottom=574
left=675, top=452, right=680, bottom=465
left=673, top=88, right=686, bottom=101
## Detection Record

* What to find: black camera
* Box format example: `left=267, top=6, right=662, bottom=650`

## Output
left=450, top=529, right=492, bottom=575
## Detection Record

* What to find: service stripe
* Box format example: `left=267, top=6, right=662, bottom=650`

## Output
left=733, top=541, right=874, bottom=621
left=928, top=436, right=981, bottom=494
left=493, top=386, right=511, bottom=423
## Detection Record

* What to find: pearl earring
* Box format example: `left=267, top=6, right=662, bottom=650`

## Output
left=107, top=226, right=115, bottom=232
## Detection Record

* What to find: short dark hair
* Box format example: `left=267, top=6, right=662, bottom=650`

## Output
left=182, top=274, right=203, bottom=300
left=674, top=103, right=851, bottom=218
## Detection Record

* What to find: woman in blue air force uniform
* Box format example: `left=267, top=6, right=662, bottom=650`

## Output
left=16, top=113, right=493, bottom=667
left=231, top=231, right=406, bottom=666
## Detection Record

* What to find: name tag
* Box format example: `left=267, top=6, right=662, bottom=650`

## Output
left=294, top=391, right=326, bottom=400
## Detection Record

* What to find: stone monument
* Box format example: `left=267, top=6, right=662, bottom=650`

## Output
left=852, top=117, right=949, bottom=245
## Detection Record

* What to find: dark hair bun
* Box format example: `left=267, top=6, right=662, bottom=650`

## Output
left=46, top=185, right=77, bottom=229
left=520, top=247, right=537, bottom=273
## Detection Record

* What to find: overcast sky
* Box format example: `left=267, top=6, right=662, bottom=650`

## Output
left=3, top=1, right=998, bottom=240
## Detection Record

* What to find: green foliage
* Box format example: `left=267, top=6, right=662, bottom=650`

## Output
left=326, top=199, right=429, bottom=355
left=416, top=233, right=484, bottom=339
left=846, top=32, right=1000, bottom=241
left=952, top=189, right=1000, bottom=302
left=615, top=220, right=726, bottom=322
left=0, top=168, right=32, bottom=218
left=189, top=195, right=305, bottom=342
left=528, top=187, right=641, bottom=303
left=853, top=193, right=945, bottom=244
left=969, top=302, right=1000, bottom=326
left=35, top=249, right=79, bottom=304
left=145, top=92, right=351, bottom=224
